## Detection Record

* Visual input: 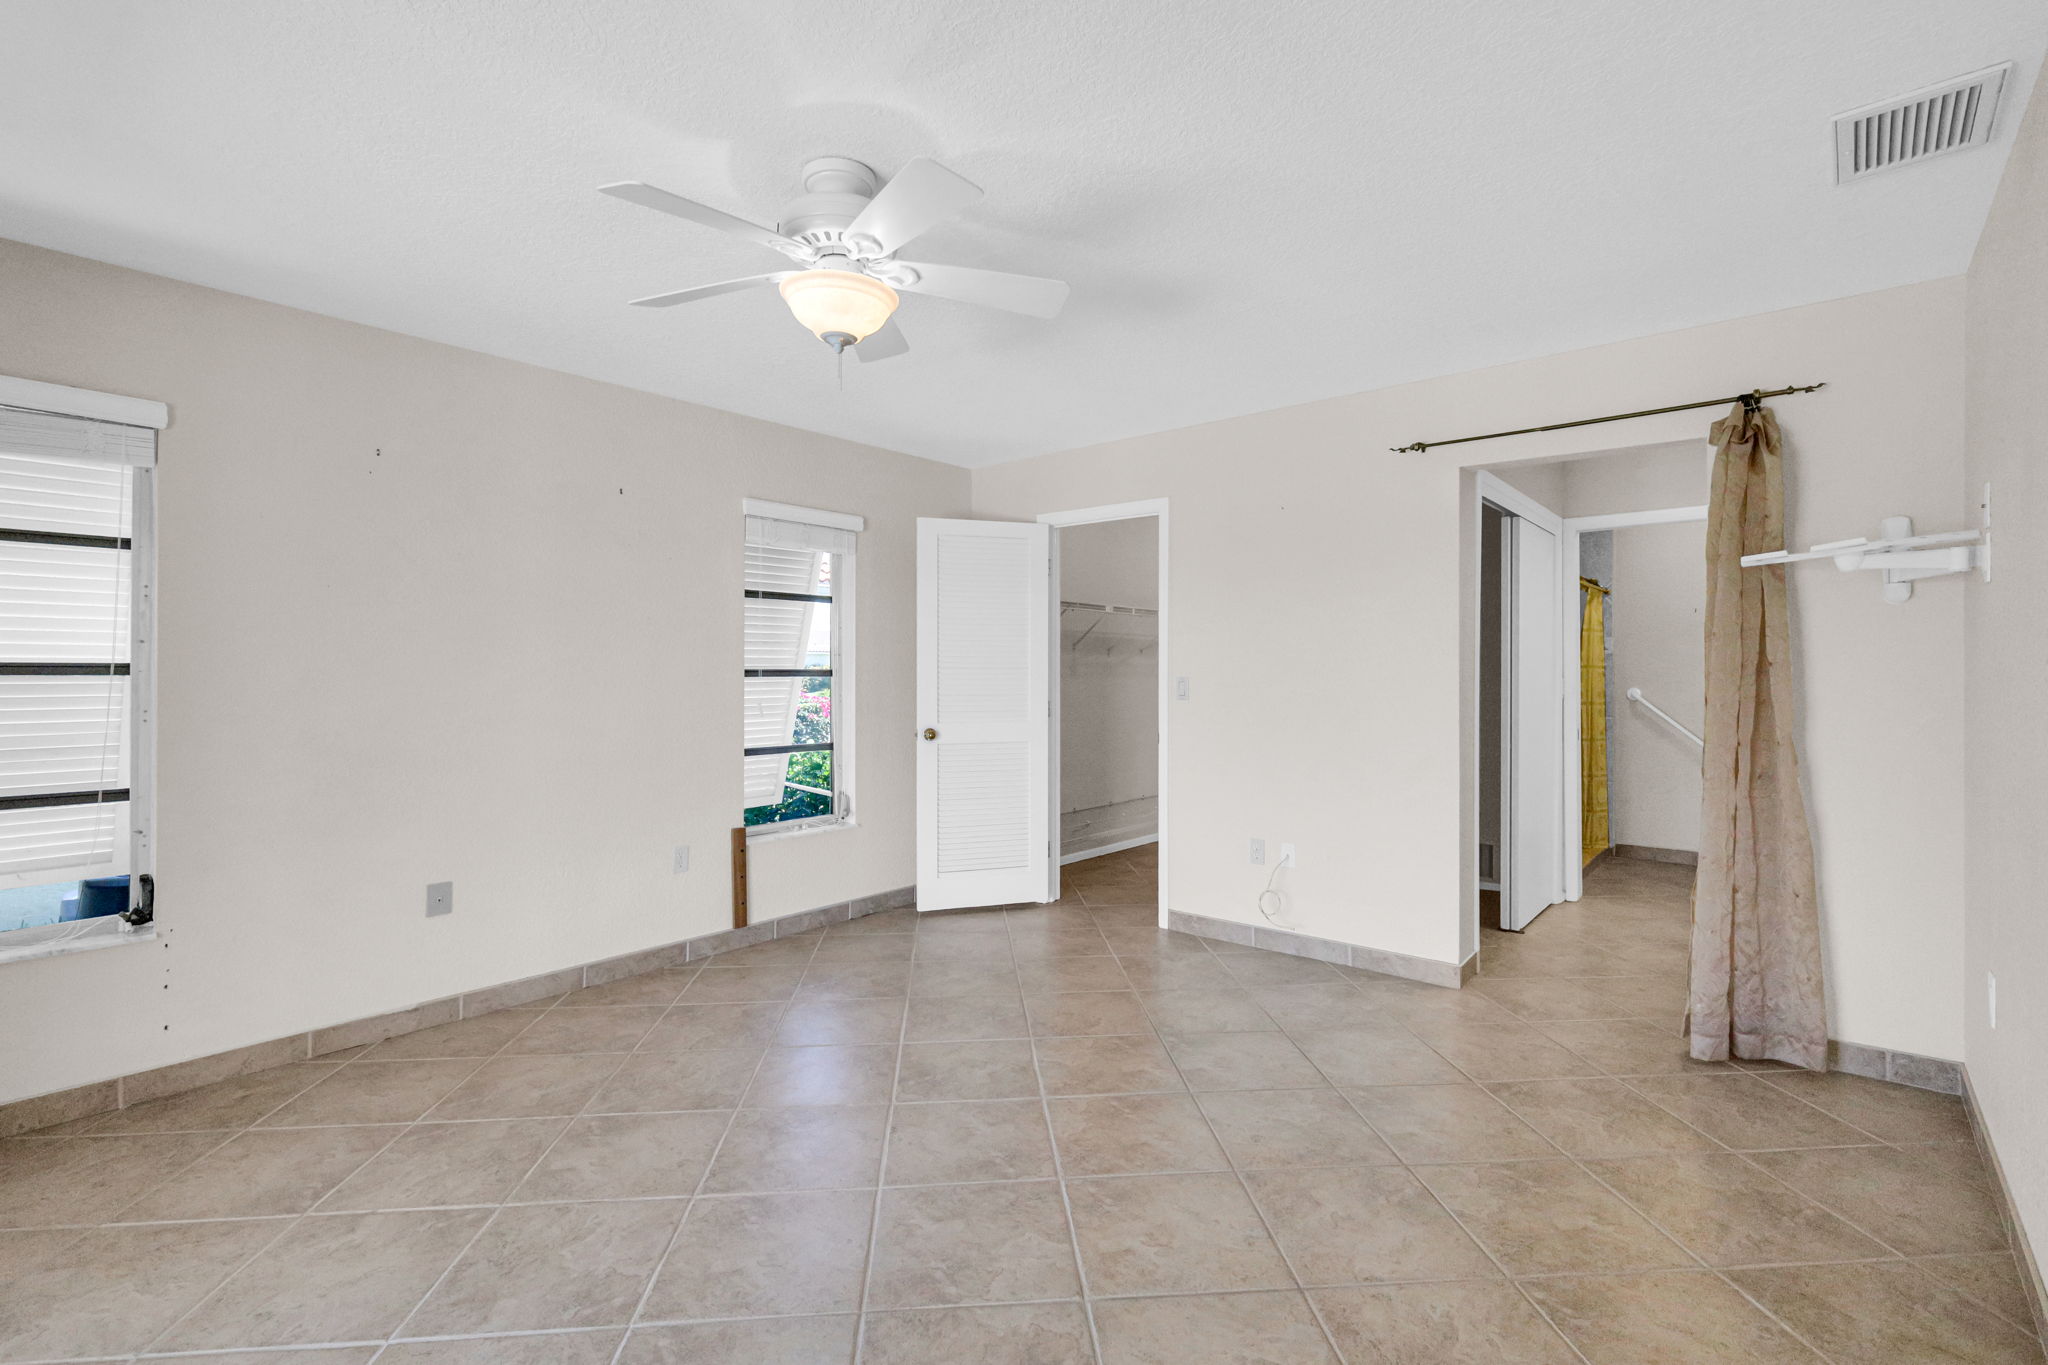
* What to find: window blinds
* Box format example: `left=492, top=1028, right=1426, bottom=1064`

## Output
left=744, top=513, right=855, bottom=557
left=742, top=514, right=848, bottom=810
left=0, top=405, right=151, bottom=881
left=0, top=406, right=156, bottom=469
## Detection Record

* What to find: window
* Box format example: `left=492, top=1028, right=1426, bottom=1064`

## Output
left=0, top=402, right=155, bottom=945
left=742, top=500, right=859, bottom=833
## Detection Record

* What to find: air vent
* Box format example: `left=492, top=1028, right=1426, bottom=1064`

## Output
left=1834, top=63, right=2011, bottom=183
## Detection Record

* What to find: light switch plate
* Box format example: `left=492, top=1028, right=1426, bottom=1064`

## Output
left=426, top=881, right=453, bottom=917
left=673, top=845, right=691, bottom=875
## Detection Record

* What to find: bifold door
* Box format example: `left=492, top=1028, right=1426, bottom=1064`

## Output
left=1506, top=514, right=1564, bottom=931
left=915, top=518, right=1056, bottom=911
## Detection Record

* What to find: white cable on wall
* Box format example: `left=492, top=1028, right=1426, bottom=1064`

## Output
left=1257, top=858, right=1295, bottom=929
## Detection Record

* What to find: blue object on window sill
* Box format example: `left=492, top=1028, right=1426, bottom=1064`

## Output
left=64, top=876, right=129, bottom=921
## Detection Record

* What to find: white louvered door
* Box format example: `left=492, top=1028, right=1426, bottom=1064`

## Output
left=915, top=518, right=1055, bottom=912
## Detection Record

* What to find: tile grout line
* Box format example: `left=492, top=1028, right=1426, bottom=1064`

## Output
left=1335, top=964, right=1752, bottom=1363
left=1593, top=1054, right=2031, bottom=1312
left=18, top=858, right=2019, bottom=1363
left=1471, top=916, right=1912, bottom=1361
left=127, top=1003, right=565, bottom=1361
left=1557, top=1141, right=1845, bottom=1361
left=358, top=989, right=640, bottom=1363
left=600, top=926, right=824, bottom=1365
left=1254, top=977, right=1601, bottom=1363
left=849, top=925, right=930, bottom=1365
left=138, top=1013, right=564, bottom=1354
left=1450, top=992, right=1853, bottom=1359
left=1020, top=912, right=1109, bottom=1365
left=1139, top=987, right=1351, bottom=1364
left=1323, top=1069, right=1595, bottom=1361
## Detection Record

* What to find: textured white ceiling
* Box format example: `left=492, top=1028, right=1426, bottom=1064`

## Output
left=1, top=1, right=2040, bottom=466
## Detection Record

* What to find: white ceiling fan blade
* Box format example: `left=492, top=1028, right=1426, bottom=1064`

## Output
left=599, top=181, right=801, bottom=254
left=856, top=320, right=909, bottom=362
left=893, top=261, right=1071, bottom=319
left=628, top=273, right=790, bottom=308
left=845, top=158, right=982, bottom=254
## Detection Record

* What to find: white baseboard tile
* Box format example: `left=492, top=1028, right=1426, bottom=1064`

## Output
left=1612, top=843, right=1700, bottom=867
left=1059, top=834, right=1159, bottom=866
left=1828, top=1038, right=1964, bottom=1094
left=1167, top=910, right=1464, bottom=989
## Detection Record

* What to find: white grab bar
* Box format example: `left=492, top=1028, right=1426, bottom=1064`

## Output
left=1625, top=687, right=1704, bottom=750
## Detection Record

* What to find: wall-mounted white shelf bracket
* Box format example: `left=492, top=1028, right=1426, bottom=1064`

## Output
left=1741, top=516, right=1989, bottom=604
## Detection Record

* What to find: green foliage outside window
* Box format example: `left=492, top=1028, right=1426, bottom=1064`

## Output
left=744, top=678, right=833, bottom=825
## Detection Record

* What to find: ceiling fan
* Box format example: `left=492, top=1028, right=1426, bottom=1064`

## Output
left=599, top=156, right=1071, bottom=362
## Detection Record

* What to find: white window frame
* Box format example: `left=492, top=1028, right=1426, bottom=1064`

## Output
left=0, top=375, right=164, bottom=964
left=742, top=498, right=860, bottom=840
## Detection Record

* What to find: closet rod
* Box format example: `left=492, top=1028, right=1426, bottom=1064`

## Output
left=1061, top=600, right=1158, bottom=617
left=1390, top=383, right=1825, bottom=454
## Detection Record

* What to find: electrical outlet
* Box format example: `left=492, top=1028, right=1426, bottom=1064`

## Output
left=425, top=881, right=453, bottom=917
left=1176, top=676, right=1191, bottom=701
left=1279, top=843, right=1296, bottom=868
left=1988, top=971, right=1997, bottom=1029
left=673, top=845, right=691, bottom=875
left=1249, top=838, right=1266, bottom=866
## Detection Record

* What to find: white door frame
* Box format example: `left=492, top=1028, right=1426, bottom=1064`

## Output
left=1036, top=498, right=1170, bottom=928
left=1474, top=472, right=1568, bottom=930
left=1560, top=502, right=1707, bottom=899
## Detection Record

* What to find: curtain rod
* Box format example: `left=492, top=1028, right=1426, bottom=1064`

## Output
left=1389, top=383, right=1826, bottom=454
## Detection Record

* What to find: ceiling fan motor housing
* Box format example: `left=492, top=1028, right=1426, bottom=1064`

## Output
left=779, top=156, right=889, bottom=260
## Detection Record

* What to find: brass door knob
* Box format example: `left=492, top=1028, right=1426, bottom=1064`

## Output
left=922, top=728, right=938, bottom=740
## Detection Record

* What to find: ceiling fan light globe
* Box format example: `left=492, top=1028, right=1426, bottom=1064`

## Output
left=778, top=269, right=899, bottom=344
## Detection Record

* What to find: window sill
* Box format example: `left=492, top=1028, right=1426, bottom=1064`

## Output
left=746, top=817, right=858, bottom=844
left=0, top=917, right=156, bottom=967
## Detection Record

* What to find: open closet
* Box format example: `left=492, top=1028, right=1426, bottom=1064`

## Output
left=1057, top=516, right=1159, bottom=862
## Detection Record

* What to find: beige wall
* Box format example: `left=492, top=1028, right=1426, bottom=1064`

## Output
left=1059, top=516, right=1159, bottom=610
left=1964, top=60, right=2048, bottom=1274
left=974, top=278, right=1967, bottom=1060
left=0, top=239, right=969, bottom=1106
left=1059, top=518, right=1159, bottom=815
left=1485, top=460, right=1565, bottom=510
left=1607, top=519, right=1706, bottom=854
left=1560, top=442, right=1710, bottom=517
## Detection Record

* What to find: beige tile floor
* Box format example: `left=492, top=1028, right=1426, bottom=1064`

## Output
left=0, top=849, right=2039, bottom=1363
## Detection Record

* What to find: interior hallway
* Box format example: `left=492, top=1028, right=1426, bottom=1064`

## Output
left=0, top=850, right=2038, bottom=1362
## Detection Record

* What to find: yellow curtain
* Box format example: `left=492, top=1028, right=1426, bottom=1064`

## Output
left=1580, top=578, right=1610, bottom=865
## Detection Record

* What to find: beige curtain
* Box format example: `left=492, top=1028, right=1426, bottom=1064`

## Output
left=1688, top=402, right=1827, bottom=1069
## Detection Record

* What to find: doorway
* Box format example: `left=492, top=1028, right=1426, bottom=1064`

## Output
left=1041, top=500, right=1169, bottom=924
left=1568, top=507, right=1708, bottom=874
left=1054, top=516, right=1160, bottom=865
left=914, top=501, right=1170, bottom=925
left=1476, top=472, right=1566, bottom=932
left=1472, top=440, right=1710, bottom=943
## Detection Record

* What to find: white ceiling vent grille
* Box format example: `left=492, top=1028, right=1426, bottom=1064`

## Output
left=1835, top=64, right=2011, bottom=183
